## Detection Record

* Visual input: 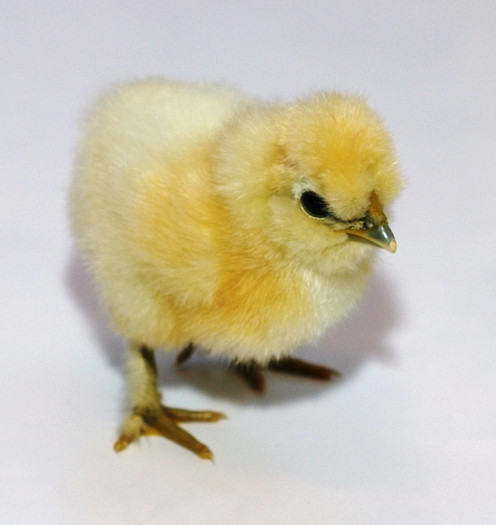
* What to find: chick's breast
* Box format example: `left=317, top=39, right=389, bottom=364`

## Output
left=95, top=154, right=334, bottom=364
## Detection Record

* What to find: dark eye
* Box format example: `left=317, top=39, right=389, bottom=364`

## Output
left=300, top=191, right=331, bottom=218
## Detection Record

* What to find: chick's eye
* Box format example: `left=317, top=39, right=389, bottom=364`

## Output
left=300, top=191, right=331, bottom=219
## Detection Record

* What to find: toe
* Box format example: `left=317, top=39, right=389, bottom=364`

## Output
left=163, top=406, right=226, bottom=423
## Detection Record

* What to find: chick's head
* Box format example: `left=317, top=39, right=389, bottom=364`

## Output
left=214, top=93, right=402, bottom=276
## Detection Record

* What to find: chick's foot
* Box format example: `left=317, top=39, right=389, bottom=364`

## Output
left=268, top=356, right=340, bottom=381
left=114, top=404, right=225, bottom=460
left=176, top=343, right=339, bottom=393
left=235, top=357, right=339, bottom=393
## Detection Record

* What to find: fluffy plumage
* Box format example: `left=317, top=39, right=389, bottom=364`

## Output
left=70, top=79, right=402, bottom=458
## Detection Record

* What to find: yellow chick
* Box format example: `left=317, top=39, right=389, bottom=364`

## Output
left=70, top=79, right=402, bottom=460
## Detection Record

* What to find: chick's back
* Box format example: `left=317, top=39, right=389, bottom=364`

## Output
left=71, top=81, right=246, bottom=333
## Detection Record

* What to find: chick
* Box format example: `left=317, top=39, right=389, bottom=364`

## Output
left=70, top=79, right=402, bottom=460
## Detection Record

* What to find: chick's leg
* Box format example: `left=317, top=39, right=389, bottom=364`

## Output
left=176, top=346, right=267, bottom=393
left=114, top=343, right=224, bottom=460
left=235, top=360, right=266, bottom=393
left=175, top=342, right=196, bottom=366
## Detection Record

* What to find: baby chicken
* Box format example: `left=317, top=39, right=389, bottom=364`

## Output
left=70, top=79, right=402, bottom=460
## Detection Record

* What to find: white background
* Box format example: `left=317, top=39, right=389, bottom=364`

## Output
left=2, top=2, right=495, bottom=524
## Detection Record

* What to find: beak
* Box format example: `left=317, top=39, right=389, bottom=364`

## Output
left=345, top=222, right=397, bottom=253
left=344, top=192, right=397, bottom=253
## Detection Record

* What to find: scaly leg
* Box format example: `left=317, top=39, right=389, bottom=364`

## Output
left=114, top=342, right=225, bottom=460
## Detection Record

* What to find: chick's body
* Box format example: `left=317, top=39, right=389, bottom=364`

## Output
left=71, top=79, right=401, bottom=458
